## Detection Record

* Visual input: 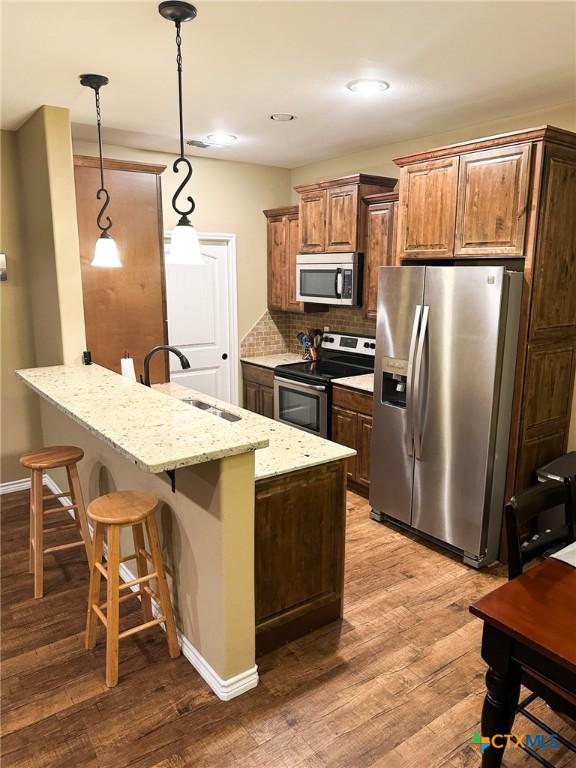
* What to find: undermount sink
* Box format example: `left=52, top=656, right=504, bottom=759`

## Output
left=183, top=398, right=241, bottom=422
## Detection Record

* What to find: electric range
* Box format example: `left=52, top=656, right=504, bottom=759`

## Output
left=273, top=332, right=375, bottom=438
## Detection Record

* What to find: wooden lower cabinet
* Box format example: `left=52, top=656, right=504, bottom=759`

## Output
left=255, top=460, right=346, bottom=655
left=332, top=386, right=374, bottom=493
left=241, top=362, right=275, bottom=419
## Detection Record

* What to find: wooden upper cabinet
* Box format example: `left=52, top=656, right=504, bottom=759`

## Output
left=299, top=190, right=327, bottom=253
left=266, top=214, right=286, bottom=311
left=325, top=184, right=359, bottom=252
left=264, top=206, right=306, bottom=313
left=285, top=212, right=303, bottom=312
left=295, top=174, right=397, bottom=254
left=397, top=157, right=459, bottom=259
left=363, top=192, right=399, bottom=319
left=455, top=144, right=531, bottom=257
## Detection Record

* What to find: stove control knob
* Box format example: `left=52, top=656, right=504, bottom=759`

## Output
left=323, top=335, right=330, bottom=342
left=370, top=342, right=376, bottom=349
left=363, top=342, right=370, bottom=348
left=328, top=337, right=335, bottom=343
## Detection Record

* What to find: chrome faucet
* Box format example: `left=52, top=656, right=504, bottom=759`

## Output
left=142, top=345, right=190, bottom=387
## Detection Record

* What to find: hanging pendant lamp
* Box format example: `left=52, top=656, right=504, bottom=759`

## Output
left=79, top=74, right=121, bottom=268
left=159, top=1, right=203, bottom=265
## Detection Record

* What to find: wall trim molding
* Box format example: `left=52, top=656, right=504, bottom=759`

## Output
left=35, top=474, right=257, bottom=701
left=0, top=477, right=32, bottom=494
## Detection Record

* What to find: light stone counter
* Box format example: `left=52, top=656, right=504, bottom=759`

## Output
left=241, top=352, right=303, bottom=369
left=154, top=382, right=356, bottom=481
left=16, top=365, right=268, bottom=473
left=332, top=373, right=375, bottom=394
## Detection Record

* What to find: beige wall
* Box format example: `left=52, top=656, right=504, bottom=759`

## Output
left=289, top=101, right=576, bottom=191
left=72, top=140, right=292, bottom=343
left=0, top=131, right=41, bottom=481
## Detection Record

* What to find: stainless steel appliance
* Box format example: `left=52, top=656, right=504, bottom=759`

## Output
left=370, top=266, right=522, bottom=567
left=296, top=253, right=362, bottom=306
left=274, top=333, right=375, bottom=437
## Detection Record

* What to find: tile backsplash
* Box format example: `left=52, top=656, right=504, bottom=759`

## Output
left=240, top=307, right=376, bottom=358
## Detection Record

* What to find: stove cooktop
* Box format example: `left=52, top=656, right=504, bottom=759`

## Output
left=274, top=333, right=375, bottom=386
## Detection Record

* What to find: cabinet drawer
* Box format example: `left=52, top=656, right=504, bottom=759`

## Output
left=241, top=362, right=275, bottom=388
left=332, top=385, right=373, bottom=416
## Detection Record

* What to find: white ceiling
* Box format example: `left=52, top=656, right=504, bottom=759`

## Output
left=2, top=1, right=575, bottom=168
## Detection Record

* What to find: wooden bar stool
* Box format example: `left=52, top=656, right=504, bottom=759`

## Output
left=20, top=445, right=92, bottom=599
left=85, top=491, right=180, bottom=687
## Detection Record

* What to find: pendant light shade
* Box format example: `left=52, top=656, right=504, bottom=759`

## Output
left=159, top=2, right=202, bottom=266
left=92, top=232, right=121, bottom=268
left=79, top=73, right=121, bottom=268
left=168, top=217, right=203, bottom=265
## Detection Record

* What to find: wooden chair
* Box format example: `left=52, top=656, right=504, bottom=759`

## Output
left=505, top=477, right=576, bottom=580
left=504, top=477, right=576, bottom=764
left=20, top=445, right=92, bottom=598
left=85, top=491, right=180, bottom=687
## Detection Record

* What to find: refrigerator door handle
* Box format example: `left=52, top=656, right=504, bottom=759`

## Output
left=405, top=305, right=422, bottom=457
left=413, top=304, right=429, bottom=460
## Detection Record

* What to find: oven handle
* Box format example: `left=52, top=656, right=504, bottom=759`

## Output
left=274, top=376, right=327, bottom=391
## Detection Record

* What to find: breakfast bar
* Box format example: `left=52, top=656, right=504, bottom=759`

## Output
left=16, top=364, right=354, bottom=699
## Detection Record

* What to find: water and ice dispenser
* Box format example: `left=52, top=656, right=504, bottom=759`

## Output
left=380, top=357, right=408, bottom=408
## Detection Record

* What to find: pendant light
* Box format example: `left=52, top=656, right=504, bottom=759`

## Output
left=159, top=1, right=203, bottom=265
left=79, top=74, right=121, bottom=268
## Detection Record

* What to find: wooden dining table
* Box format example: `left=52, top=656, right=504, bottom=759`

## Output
left=470, top=558, right=576, bottom=767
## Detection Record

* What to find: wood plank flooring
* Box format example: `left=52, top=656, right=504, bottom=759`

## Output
left=1, top=488, right=574, bottom=767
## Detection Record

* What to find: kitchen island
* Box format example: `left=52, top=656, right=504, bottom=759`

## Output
left=17, top=365, right=354, bottom=698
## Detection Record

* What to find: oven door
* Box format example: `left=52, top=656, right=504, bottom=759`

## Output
left=296, top=264, right=357, bottom=306
left=274, top=376, right=328, bottom=437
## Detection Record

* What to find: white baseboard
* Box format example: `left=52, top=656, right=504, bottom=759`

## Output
left=37, top=474, right=258, bottom=701
left=0, top=477, right=32, bottom=495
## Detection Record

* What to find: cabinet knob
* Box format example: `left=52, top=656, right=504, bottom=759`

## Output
left=222, top=353, right=228, bottom=360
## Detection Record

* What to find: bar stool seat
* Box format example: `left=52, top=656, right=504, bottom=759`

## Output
left=20, top=445, right=91, bottom=598
left=20, top=445, right=84, bottom=470
left=85, top=491, right=180, bottom=687
left=87, top=491, right=158, bottom=526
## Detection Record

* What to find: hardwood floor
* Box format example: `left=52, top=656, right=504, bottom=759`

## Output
left=1, top=488, right=574, bottom=767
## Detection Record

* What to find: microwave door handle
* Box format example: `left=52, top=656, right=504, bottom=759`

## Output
left=334, top=268, right=342, bottom=298
left=405, top=305, right=422, bottom=458
left=413, top=305, right=429, bottom=460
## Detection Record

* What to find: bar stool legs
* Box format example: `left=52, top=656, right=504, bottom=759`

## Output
left=21, top=446, right=92, bottom=599
left=85, top=491, right=180, bottom=687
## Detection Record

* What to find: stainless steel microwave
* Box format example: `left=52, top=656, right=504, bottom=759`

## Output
left=296, top=253, right=362, bottom=306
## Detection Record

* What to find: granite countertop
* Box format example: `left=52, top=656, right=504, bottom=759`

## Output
left=154, top=382, right=356, bottom=481
left=332, top=373, right=375, bottom=394
left=241, top=353, right=303, bottom=369
left=17, top=365, right=269, bottom=473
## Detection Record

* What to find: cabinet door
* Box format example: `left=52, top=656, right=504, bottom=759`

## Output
left=267, top=215, right=286, bottom=310
left=364, top=202, right=395, bottom=319
left=356, top=414, right=373, bottom=488
left=299, top=190, right=326, bottom=253
left=325, top=184, right=358, bottom=252
left=332, top=406, right=357, bottom=481
left=397, top=157, right=459, bottom=259
left=260, top=385, right=275, bottom=420
left=285, top=213, right=304, bottom=312
left=455, top=144, right=531, bottom=257
left=243, top=381, right=260, bottom=413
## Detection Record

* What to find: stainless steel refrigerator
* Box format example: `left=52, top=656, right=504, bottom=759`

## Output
left=370, top=266, right=522, bottom=567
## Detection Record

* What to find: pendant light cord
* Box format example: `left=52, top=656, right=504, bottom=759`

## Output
left=93, top=87, right=112, bottom=233
left=170, top=18, right=195, bottom=220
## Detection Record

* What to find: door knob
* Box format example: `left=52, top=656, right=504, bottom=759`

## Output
left=222, top=353, right=228, bottom=360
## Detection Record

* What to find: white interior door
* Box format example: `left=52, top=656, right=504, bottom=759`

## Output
left=164, top=235, right=238, bottom=403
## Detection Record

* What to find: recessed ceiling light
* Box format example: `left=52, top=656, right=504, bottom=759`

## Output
left=205, top=133, right=238, bottom=146
left=346, top=79, right=390, bottom=95
left=270, top=113, right=296, bottom=121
